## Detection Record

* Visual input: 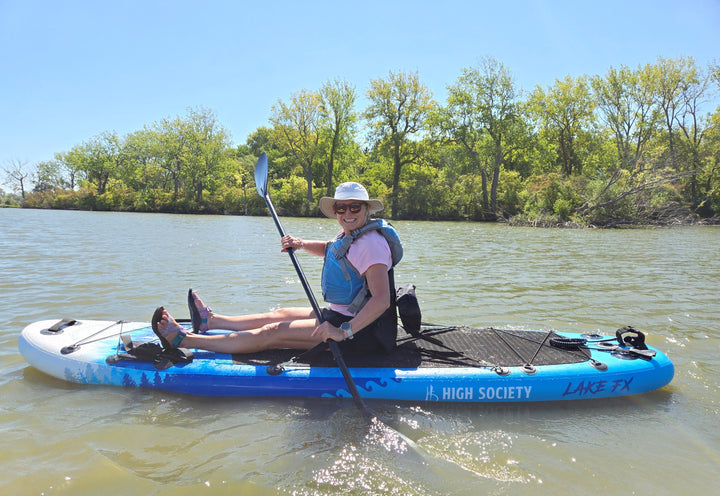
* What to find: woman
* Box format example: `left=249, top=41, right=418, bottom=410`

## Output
left=152, top=182, right=402, bottom=354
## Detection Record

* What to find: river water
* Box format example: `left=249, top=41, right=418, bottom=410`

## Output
left=1, top=208, right=718, bottom=495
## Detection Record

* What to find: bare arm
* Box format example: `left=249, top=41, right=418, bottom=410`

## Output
left=280, top=235, right=326, bottom=257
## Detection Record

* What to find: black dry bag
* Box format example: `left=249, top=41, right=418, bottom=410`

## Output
left=396, top=283, right=422, bottom=337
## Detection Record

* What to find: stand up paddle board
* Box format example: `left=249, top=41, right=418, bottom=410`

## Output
left=18, top=318, right=674, bottom=402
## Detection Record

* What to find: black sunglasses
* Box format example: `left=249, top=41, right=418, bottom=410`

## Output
left=333, top=202, right=365, bottom=214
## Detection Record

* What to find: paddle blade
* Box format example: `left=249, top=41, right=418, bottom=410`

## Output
left=254, top=152, right=268, bottom=197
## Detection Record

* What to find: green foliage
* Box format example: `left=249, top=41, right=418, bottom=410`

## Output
left=520, top=173, right=585, bottom=222
left=18, top=57, right=720, bottom=226
left=2, top=189, right=24, bottom=207
left=583, top=175, right=634, bottom=224
left=0, top=188, right=9, bottom=206
left=527, top=75, right=597, bottom=176
left=398, top=163, right=454, bottom=219
left=272, top=175, right=311, bottom=216
left=523, top=173, right=561, bottom=218
left=365, top=70, right=435, bottom=218
left=453, top=173, right=484, bottom=220
left=440, top=57, right=522, bottom=220
left=497, top=169, right=525, bottom=217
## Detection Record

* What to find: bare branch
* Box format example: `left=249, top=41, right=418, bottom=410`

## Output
left=2, top=159, right=31, bottom=198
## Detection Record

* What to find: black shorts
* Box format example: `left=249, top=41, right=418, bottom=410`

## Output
left=321, top=307, right=397, bottom=354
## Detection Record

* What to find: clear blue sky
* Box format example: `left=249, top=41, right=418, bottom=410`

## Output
left=1, top=0, right=718, bottom=173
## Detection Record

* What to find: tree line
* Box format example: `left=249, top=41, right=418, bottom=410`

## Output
left=4, top=55, right=719, bottom=226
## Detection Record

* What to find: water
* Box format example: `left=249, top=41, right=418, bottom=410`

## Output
left=1, top=208, right=718, bottom=495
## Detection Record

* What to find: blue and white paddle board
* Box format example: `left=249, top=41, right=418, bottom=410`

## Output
left=18, top=318, right=674, bottom=402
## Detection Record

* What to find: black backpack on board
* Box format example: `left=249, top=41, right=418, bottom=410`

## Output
left=396, top=283, right=422, bottom=337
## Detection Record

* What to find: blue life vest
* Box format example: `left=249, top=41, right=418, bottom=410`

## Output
left=320, top=219, right=403, bottom=314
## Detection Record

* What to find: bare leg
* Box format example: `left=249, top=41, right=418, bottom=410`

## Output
left=191, top=291, right=315, bottom=332
left=156, top=309, right=324, bottom=354
left=208, top=307, right=316, bottom=332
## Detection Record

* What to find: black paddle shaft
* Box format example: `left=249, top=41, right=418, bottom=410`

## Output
left=264, top=194, right=323, bottom=320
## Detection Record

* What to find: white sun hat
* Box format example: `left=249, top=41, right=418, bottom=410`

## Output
left=319, top=182, right=384, bottom=219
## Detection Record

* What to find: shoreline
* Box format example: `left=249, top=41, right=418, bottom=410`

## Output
left=7, top=204, right=719, bottom=228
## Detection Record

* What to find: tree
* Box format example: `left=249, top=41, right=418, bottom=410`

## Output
left=246, top=126, right=274, bottom=156
left=581, top=64, right=668, bottom=220
left=270, top=89, right=323, bottom=205
left=673, top=63, right=713, bottom=203
left=33, top=160, right=68, bottom=192
left=122, top=128, right=164, bottom=192
left=439, top=58, right=520, bottom=220
left=224, top=150, right=259, bottom=215
left=654, top=56, right=700, bottom=171
left=76, top=131, right=123, bottom=195
left=529, top=75, right=596, bottom=176
left=183, top=107, right=232, bottom=205
left=365, top=70, right=434, bottom=218
left=591, top=64, right=660, bottom=170
left=433, top=80, right=486, bottom=219
left=319, top=79, right=357, bottom=195
left=696, top=108, right=720, bottom=216
left=53, top=149, right=82, bottom=190
left=154, top=114, right=190, bottom=198
left=2, top=159, right=31, bottom=198
left=147, top=107, right=232, bottom=206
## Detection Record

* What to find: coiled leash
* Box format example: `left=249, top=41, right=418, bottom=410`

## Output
left=549, top=326, right=656, bottom=359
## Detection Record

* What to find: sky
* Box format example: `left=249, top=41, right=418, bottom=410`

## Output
left=1, top=0, right=719, bottom=178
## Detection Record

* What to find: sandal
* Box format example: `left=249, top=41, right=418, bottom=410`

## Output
left=151, top=306, right=187, bottom=350
left=187, top=288, right=212, bottom=333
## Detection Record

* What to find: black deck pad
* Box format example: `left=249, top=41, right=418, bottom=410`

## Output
left=232, top=326, right=591, bottom=369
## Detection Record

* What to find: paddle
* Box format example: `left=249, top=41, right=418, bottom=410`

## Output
left=253, top=152, right=375, bottom=416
